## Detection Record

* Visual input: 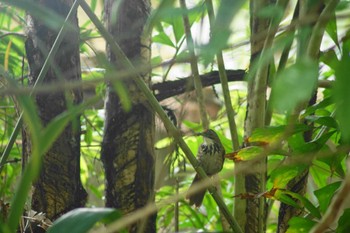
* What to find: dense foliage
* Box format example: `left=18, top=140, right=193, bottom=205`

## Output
left=1, top=0, right=350, bottom=232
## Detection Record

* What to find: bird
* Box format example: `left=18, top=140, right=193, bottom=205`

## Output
left=186, top=129, right=225, bottom=207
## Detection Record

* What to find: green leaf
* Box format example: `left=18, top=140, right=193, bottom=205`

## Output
left=286, top=217, right=316, bottom=233
left=275, top=191, right=300, bottom=209
left=153, top=32, right=175, bottom=48
left=270, top=165, right=307, bottom=189
left=248, top=125, right=310, bottom=145
left=203, top=0, right=245, bottom=64
left=320, top=49, right=339, bottom=70
left=301, top=96, right=334, bottom=118
left=182, top=120, right=202, bottom=132
left=336, top=208, right=350, bottom=233
left=334, top=45, right=350, bottom=144
left=284, top=190, right=321, bottom=219
left=48, top=208, right=121, bottom=233
left=318, top=152, right=346, bottom=178
left=310, top=160, right=331, bottom=188
left=272, top=57, right=319, bottom=113
left=155, top=137, right=173, bottom=149
left=304, top=116, right=338, bottom=128
left=171, top=15, right=184, bottom=44
left=230, top=146, right=264, bottom=162
left=314, top=181, right=342, bottom=214
left=325, top=13, right=339, bottom=49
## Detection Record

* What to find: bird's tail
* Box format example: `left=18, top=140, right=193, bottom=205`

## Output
left=186, top=173, right=206, bottom=207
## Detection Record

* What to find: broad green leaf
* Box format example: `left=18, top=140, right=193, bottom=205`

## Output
left=304, top=116, right=338, bottom=128
left=274, top=191, right=300, bottom=209
left=48, top=208, right=121, bottom=233
left=153, top=32, right=175, bottom=48
left=336, top=208, right=350, bottom=233
left=168, top=14, right=184, bottom=44
left=318, top=152, right=346, bottom=178
left=286, top=217, right=316, bottom=233
left=284, top=190, right=321, bottom=219
left=325, top=13, right=339, bottom=49
left=145, top=0, right=175, bottom=34
left=227, top=146, right=264, bottom=162
left=155, top=137, right=173, bottom=149
left=310, top=160, right=331, bottom=188
left=203, top=0, right=246, bottom=64
left=272, top=57, right=319, bottom=113
left=334, top=44, right=350, bottom=144
left=301, top=96, right=333, bottom=118
left=181, top=200, right=204, bottom=228
left=309, top=131, right=336, bottom=150
left=270, top=165, right=307, bottom=189
left=217, top=132, right=233, bottom=154
left=248, top=125, right=310, bottom=145
left=320, top=49, right=339, bottom=70
left=182, top=120, right=202, bottom=131
left=314, top=181, right=342, bottom=214
left=288, top=131, right=335, bottom=154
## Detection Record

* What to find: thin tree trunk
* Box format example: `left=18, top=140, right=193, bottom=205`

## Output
left=277, top=1, right=325, bottom=231
left=101, top=0, right=156, bottom=232
left=241, top=0, right=272, bottom=232
left=24, top=0, right=87, bottom=220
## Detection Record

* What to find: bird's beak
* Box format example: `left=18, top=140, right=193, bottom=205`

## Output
left=194, top=131, right=204, bottom=137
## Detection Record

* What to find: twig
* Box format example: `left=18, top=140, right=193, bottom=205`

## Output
left=311, top=159, right=350, bottom=233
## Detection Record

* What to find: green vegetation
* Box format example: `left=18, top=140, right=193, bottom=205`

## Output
left=1, top=0, right=350, bottom=232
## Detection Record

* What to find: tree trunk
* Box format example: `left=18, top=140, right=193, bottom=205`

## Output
left=101, top=0, right=156, bottom=232
left=24, top=0, right=87, bottom=220
left=277, top=1, right=325, bottom=231
left=241, top=0, right=272, bottom=232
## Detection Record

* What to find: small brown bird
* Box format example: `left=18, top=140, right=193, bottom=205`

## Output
left=186, top=129, right=225, bottom=207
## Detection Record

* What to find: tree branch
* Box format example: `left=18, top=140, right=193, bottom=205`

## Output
left=153, top=69, right=246, bottom=101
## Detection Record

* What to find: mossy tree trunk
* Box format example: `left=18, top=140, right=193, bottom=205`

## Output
left=24, top=0, right=87, bottom=220
left=242, top=0, right=273, bottom=232
left=101, top=0, right=156, bottom=232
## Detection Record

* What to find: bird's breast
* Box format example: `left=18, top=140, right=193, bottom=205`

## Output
left=199, top=143, right=224, bottom=175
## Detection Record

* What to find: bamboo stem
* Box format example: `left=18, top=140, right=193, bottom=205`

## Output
left=179, top=0, right=209, bottom=129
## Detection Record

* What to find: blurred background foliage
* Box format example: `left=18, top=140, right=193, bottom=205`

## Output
left=1, top=0, right=350, bottom=232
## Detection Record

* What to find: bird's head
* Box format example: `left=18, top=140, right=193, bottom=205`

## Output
left=197, top=129, right=221, bottom=144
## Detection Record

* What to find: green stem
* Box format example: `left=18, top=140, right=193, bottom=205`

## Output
left=79, top=1, right=242, bottom=232
left=204, top=0, right=240, bottom=151
left=205, top=0, right=241, bottom=230
left=307, top=0, right=340, bottom=59
left=179, top=0, right=209, bottom=129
